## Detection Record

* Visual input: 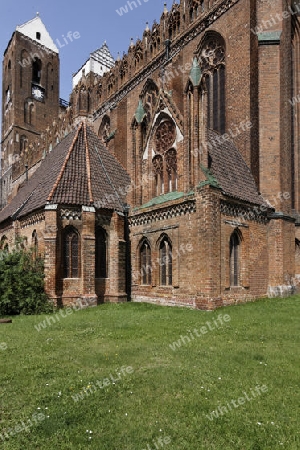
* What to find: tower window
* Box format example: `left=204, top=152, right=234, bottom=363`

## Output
left=36, top=32, right=41, bottom=40
left=32, top=58, right=42, bottom=84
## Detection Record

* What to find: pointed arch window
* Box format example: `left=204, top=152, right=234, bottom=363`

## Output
left=159, top=236, right=172, bottom=286
left=64, top=227, right=79, bottom=278
left=0, top=236, right=8, bottom=252
left=153, top=155, right=164, bottom=196
left=95, top=227, right=107, bottom=278
left=20, top=135, right=27, bottom=153
left=140, top=239, right=152, bottom=285
left=199, top=32, right=226, bottom=134
left=230, top=231, right=240, bottom=287
left=166, top=149, right=177, bottom=192
left=32, top=58, right=42, bottom=84
left=24, top=100, right=34, bottom=125
left=32, top=230, right=38, bottom=258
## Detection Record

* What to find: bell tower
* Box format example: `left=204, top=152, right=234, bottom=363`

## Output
left=1, top=13, right=60, bottom=208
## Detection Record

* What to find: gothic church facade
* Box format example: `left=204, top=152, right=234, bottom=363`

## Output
left=1, top=0, right=300, bottom=308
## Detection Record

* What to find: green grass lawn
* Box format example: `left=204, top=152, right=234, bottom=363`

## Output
left=0, top=297, right=299, bottom=450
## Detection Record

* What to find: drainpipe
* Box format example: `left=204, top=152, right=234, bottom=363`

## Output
left=123, top=203, right=131, bottom=302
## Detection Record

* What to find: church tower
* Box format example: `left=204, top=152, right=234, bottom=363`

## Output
left=1, top=14, right=60, bottom=207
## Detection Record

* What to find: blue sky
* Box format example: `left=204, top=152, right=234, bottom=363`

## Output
left=0, top=0, right=173, bottom=101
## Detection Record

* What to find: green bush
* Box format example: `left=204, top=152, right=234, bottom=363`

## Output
left=0, top=238, right=53, bottom=316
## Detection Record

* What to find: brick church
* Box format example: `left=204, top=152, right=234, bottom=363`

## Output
left=0, top=0, right=300, bottom=309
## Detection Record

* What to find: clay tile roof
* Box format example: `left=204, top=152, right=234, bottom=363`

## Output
left=0, top=123, right=131, bottom=223
left=207, top=129, right=268, bottom=206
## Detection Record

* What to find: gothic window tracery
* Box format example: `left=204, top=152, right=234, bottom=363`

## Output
left=166, top=149, right=178, bottom=192
left=159, top=236, right=172, bottom=286
left=140, top=239, right=152, bottom=285
left=153, top=155, right=164, bottom=196
left=198, top=32, right=226, bottom=134
left=152, top=119, right=178, bottom=195
left=63, top=227, right=79, bottom=279
left=142, top=79, right=159, bottom=127
left=155, top=120, right=176, bottom=154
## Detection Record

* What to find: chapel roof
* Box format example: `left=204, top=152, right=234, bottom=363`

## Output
left=0, top=123, right=130, bottom=223
left=208, top=129, right=268, bottom=207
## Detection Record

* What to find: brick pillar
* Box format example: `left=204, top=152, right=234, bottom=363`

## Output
left=268, top=215, right=295, bottom=287
left=193, top=87, right=200, bottom=187
left=44, top=205, right=60, bottom=304
left=107, top=212, right=127, bottom=302
left=195, top=185, right=222, bottom=309
left=81, top=206, right=97, bottom=305
left=257, top=3, right=292, bottom=213
left=257, top=1, right=295, bottom=290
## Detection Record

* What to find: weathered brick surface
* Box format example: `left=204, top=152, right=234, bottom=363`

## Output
left=1, top=0, right=299, bottom=309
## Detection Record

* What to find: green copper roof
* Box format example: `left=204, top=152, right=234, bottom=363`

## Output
left=189, top=57, right=202, bottom=87
left=258, top=31, right=281, bottom=44
left=134, top=99, right=146, bottom=123
left=136, top=191, right=194, bottom=210
left=198, top=164, right=221, bottom=189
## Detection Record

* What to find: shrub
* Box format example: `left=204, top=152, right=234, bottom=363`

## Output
left=0, top=238, right=53, bottom=316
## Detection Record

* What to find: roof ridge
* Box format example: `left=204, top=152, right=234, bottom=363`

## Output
left=84, top=124, right=94, bottom=205
left=47, top=123, right=83, bottom=203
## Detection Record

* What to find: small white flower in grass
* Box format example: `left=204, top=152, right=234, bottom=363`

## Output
left=89, top=437, right=92, bottom=440
left=271, top=422, right=275, bottom=425
left=218, top=377, right=222, bottom=380
left=257, top=422, right=262, bottom=426
left=125, top=413, right=128, bottom=416
left=90, top=431, right=93, bottom=434
left=159, top=429, right=162, bottom=432
left=45, top=407, right=48, bottom=410
left=37, top=407, right=41, bottom=410
left=86, top=430, right=89, bottom=433
left=46, top=383, right=49, bottom=386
